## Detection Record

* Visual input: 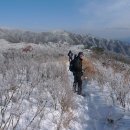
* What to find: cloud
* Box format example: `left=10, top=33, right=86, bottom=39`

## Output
left=80, top=0, right=130, bottom=28
left=79, top=0, right=130, bottom=40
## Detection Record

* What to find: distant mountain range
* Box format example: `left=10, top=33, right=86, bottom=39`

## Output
left=0, top=28, right=130, bottom=56
left=122, top=37, right=130, bottom=43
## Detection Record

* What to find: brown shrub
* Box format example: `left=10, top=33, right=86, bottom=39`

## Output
left=124, top=69, right=130, bottom=84
left=82, top=57, right=96, bottom=80
left=22, top=45, right=33, bottom=53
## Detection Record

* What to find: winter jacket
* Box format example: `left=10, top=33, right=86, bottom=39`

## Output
left=73, top=56, right=83, bottom=75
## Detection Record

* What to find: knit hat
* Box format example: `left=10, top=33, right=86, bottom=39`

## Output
left=78, top=52, right=84, bottom=56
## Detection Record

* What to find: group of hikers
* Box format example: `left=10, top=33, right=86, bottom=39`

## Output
left=68, top=50, right=84, bottom=95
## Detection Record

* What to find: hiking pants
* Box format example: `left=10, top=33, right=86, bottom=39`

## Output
left=73, top=73, right=82, bottom=95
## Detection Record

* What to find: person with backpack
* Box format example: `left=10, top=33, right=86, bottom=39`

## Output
left=70, top=55, right=77, bottom=92
left=69, top=52, right=84, bottom=95
left=68, top=50, right=73, bottom=62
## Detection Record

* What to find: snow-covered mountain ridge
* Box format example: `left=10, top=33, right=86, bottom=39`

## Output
left=0, top=28, right=130, bottom=56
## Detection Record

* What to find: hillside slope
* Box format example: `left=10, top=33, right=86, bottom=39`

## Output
left=0, top=28, right=130, bottom=56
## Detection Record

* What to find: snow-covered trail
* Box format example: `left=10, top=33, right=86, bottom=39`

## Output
left=82, top=81, right=130, bottom=130
left=67, top=62, right=130, bottom=130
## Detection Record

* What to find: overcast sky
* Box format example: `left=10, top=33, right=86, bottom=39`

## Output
left=0, top=0, right=130, bottom=41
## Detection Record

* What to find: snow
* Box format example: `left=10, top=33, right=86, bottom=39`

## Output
left=0, top=39, right=47, bottom=51
left=67, top=59, right=130, bottom=130
left=0, top=40, right=130, bottom=130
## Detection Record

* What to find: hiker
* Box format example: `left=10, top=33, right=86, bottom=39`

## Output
left=68, top=50, right=73, bottom=62
left=70, top=52, right=84, bottom=95
left=70, top=54, right=78, bottom=92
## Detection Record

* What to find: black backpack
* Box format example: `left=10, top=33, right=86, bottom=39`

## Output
left=69, top=59, right=76, bottom=72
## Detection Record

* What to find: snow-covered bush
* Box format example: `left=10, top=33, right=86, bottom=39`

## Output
left=94, top=57, right=130, bottom=110
left=0, top=45, right=74, bottom=130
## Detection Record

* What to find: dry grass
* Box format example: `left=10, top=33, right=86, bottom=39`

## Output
left=62, top=111, right=74, bottom=129
left=82, top=57, right=96, bottom=80
left=0, top=45, right=76, bottom=130
left=124, top=69, right=130, bottom=84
